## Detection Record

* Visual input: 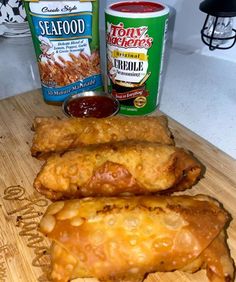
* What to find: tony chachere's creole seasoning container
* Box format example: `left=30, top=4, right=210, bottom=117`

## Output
left=105, top=1, right=169, bottom=115
left=24, top=0, right=103, bottom=102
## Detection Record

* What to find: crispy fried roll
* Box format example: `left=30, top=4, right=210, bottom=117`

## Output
left=31, top=115, right=174, bottom=158
left=39, top=195, right=234, bottom=282
left=34, top=142, right=203, bottom=200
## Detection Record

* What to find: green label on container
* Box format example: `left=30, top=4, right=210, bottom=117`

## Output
left=105, top=9, right=168, bottom=115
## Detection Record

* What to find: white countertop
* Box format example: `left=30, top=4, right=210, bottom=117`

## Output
left=0, top=36, right=235, bottom=159
left=160, top=48, right=236, bottom=159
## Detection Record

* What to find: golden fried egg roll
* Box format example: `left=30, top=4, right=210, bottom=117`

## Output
left=39, top=195, right=234, bottom=282
left=34, top=142, right=203, bottom=200
left=31, top=115, right=174, bottom=158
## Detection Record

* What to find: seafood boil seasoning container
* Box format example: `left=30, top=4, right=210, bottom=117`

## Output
left=105, top=1, right=169, bottom=115
left=23, top=0, right=103, bottom=102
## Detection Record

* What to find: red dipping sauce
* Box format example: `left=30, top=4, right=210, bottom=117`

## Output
left=111, top=1, right=164, bottom=13
left=64, top=95, right=119, bottom=118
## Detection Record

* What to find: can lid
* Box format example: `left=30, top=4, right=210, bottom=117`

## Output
left=111, top=1, right=165, bottom=13
left=106, top=1, right=169, bottom=18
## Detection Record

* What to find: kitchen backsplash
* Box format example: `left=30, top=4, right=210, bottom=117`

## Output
left=160, top=0, right=236, bottom=62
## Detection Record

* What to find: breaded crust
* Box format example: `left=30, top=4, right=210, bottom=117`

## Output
left=34, top=142, right=203, bottom=200
left=31, top=115, right=174, bottom=158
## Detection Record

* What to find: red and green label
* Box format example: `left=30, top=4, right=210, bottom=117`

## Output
left=105, top=2, right=169, bottom=115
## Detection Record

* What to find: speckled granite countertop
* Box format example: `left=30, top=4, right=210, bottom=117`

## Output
left=0, top=37, right=235, bottom=159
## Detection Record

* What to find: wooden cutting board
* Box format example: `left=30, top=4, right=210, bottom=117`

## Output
left=0, top=89, right=235, bottom=282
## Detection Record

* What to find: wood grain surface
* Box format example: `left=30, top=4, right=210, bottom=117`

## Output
left=0, top=89, right=235, bottom=282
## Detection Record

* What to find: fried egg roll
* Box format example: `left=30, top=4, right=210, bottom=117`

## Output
left=34, top=142, right=203, bottom=200
left=31, top=115, right=174, bottom=158
left=39, top=195, right=234, bottom=282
